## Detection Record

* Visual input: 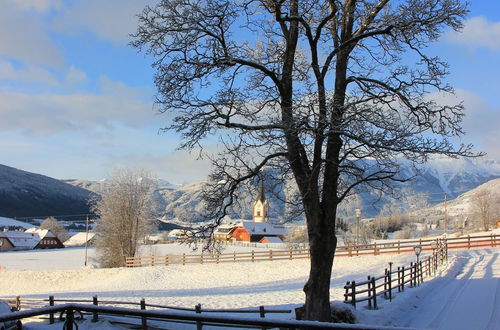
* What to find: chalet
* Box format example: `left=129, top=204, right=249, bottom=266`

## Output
left=25, top=228, right=64, bottom=249
left=0, top=229, right=64, bottom=251
left=64, top=232, right=97, bottom=247
left=214, top=182, right=287, bottom=242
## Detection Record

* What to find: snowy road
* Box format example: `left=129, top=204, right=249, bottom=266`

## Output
left=391, top=250, right=500, bottom=330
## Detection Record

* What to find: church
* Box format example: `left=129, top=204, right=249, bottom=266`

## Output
left=213, top=182, right=287, bottom=243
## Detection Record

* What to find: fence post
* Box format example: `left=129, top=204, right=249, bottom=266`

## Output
left=420, top=261, right=423, bottom=284
left=401, top=266, right=405, bottom=291
left=397, top=266, right=401, bottom=292
left=183, top=253, right=186, bottom=265
left=367, top=276, right=372, bottom=309
left=384, top=269, right=388, bottom=299
left=371, top=277, right=377, bottom=309
left=140, top=298, right=147, bottom=330
left=65, top=308, right=74, bottom=330
left=15, top=296, right=21, bottom=311
left=398, top=240, right=401, bottom=254
left=195, top=304, right=202, bottom=330
left=201, top=253, right=204, bottom=264
left=468, top=235, right=471, bottom=249
left=374, top=242, right=378, bottom=255
left=270, top=250, right=273, bottom=261
left=165, top=255, right=169, bottom=266
left=344, top=281, right=350, bottom=304
left=352, top=281, right=356, bottom=309
left=252, top=250, right=255, bottom=262
left=289, top=249, right=293, bottom=260
left=348, top=244, right=352, bottom=257
left=49, top=295, right=54, bottom=324
left=92, top=295, right=98, bottom=322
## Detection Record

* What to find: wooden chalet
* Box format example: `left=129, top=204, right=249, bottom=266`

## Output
left=0, top=229, right=64, bottom=251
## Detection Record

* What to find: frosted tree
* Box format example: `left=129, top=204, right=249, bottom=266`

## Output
left=92, top=169, right=157, bottom=268
left=40, top=216, right=70, bottom=242
left=133, top=0, right=477, bottom=321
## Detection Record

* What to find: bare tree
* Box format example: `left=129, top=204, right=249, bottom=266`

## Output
left=40, top=216, right=70, bottom=242
left=471, top=189, right=497, bottom=232
left=132, top=0, right=477, bottom=321
left=92, top=169, right=157, bottom=268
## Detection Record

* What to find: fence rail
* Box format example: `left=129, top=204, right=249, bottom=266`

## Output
left=344, top=240, right=448, bottom=309
left=125, top=233, right=499, bottom=267
left=0, top=303, right=415, bottom=330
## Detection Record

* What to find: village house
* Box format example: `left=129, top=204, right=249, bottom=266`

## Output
left=214, top=182, right=287, bottom=243
left=0, top=228, right=64, bottom=251
left=64, top=232, right=97, bottom=247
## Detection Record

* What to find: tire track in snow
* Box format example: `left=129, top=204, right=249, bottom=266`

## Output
left=424, top=251, right=499, bottom=330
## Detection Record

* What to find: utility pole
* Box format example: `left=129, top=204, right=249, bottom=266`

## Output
left=355, top=208, right=361, bottom=246
left=84, top=215, right=89, bottom=266
left=444, top=194, right=448, bottom=236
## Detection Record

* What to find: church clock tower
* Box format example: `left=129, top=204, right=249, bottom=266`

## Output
left=252, top=181, right=268, bottom=223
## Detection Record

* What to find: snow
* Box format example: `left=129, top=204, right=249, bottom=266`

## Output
left=0, top=243, right=498, bottom=329
left=0, top=217, right=35, bottom=229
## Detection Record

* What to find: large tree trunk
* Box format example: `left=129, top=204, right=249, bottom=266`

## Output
left=303, top=214, right=338, bottom=321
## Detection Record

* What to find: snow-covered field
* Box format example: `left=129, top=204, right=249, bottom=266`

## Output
left=0, top=243, right=499, bottom=329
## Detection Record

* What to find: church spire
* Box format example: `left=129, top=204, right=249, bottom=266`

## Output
left=257, top=179, right=266, bottom=203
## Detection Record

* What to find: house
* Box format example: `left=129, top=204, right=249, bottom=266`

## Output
left=64, top=232, right=97, bottom=247
left=0, top=230, right=40, bottom=251
left=25, top=228, right=64, bottom=249
left=0, top=229, right=64, bottom=251
left=214, top=181, right=287, bottom=242
left=0, top=235, right=15, bottom=251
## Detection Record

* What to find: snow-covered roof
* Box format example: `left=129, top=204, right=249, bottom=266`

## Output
left=0, top=231, right=40, bottom=249
left=261, top=236, right=283, bottom=243
left=25, top=228, right=56, bottom=239
left=64, top=232, right=96, bottom=247
left=241, top=221, right=287, bottom=236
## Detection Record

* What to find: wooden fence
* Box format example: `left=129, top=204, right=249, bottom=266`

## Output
left=343, top=239, right=448, bottom=309
left=0, top=295, right=292, bottom=329
left=125, top=233, right=499, bottom=267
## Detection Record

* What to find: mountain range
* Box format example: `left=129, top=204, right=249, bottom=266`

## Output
left=1, top=157, right=499, bottom=222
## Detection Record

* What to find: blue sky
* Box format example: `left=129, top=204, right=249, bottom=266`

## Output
left=0, top=0, right=499, bottom=184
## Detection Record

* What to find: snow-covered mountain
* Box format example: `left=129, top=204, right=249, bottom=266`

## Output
left=0, top=164, right=95, bottom=218
left=2, top=157, right=498, bottom=222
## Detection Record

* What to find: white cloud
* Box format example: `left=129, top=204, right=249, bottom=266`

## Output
left=65, top=66, right=87, bottom=86
left=428, top=90, right=500, bottom=159
left=446, top=16, right=500, bottom=50
left=8, top=0, right=62, bottom=12
left=52, top=0, right=155, bottom=45
left=0, top=77, right=154, bottom=136
left=0, top=60, right=59, bottom=85
left=0, top=3, right=64, bottom=68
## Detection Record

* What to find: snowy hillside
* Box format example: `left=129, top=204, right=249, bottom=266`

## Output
left=0, top=216, right=35, bottom=229
left=0, top=164, right=95, bottom=218
left=413, top=177, right=500, bottom=225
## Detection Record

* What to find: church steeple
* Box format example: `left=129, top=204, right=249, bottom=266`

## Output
left=252, top=179, right=268, bottom=223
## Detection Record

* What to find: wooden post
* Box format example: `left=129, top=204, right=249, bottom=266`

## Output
left=371, top=277, right=377, bottom=309
left=398, top=240, right=401, bottom=254
left=348, top=244, right=352, bottom=257
left=420, top=261, right=424, bottom=284
left=15, top=296, right=20, bottom=311
left=140, top=298, right=147, bottom=330
left=388, top=267, right=392, bottom=302
left=195, top=304, right=202, bottom=330
left=384, top=269, right=388, bottom=299
left=65, top=308, right=74, bottom=330
left=92, top=295, right=98, bottom=322
left=201, top=253, right=204, bottom=264
left=49, top=296, right=55, bottom=324
left=367, top=276, right=372, bottom=309
left=397, top=266, right=401, bottom=292
left=374, top=242, right=378, bottom=255
left=352, top=281, right=357, bottom=309
left=269, top=250, right=273, bottom=261
left=252, top=250, right=255, bottom=262
left=344, top=281, right=350, bottom=303
left=289, top=249, right=293, bottom=260
left=183, top=253, right=186, bottom=265
left=468, top=235, right=471, bottom=249
left=401, top=266, right=405, bottom=291
left=233, top=251, right=236, bottom=262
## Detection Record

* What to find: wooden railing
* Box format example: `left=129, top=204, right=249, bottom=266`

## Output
left=0, top=303, right=415, bottom=330
left=343, top=240, right=448, bottom=309
left=125, top=233, right=498, bottom=267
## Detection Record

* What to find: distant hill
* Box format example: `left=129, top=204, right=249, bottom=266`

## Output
left=0, top=164, right=95, bottom=218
